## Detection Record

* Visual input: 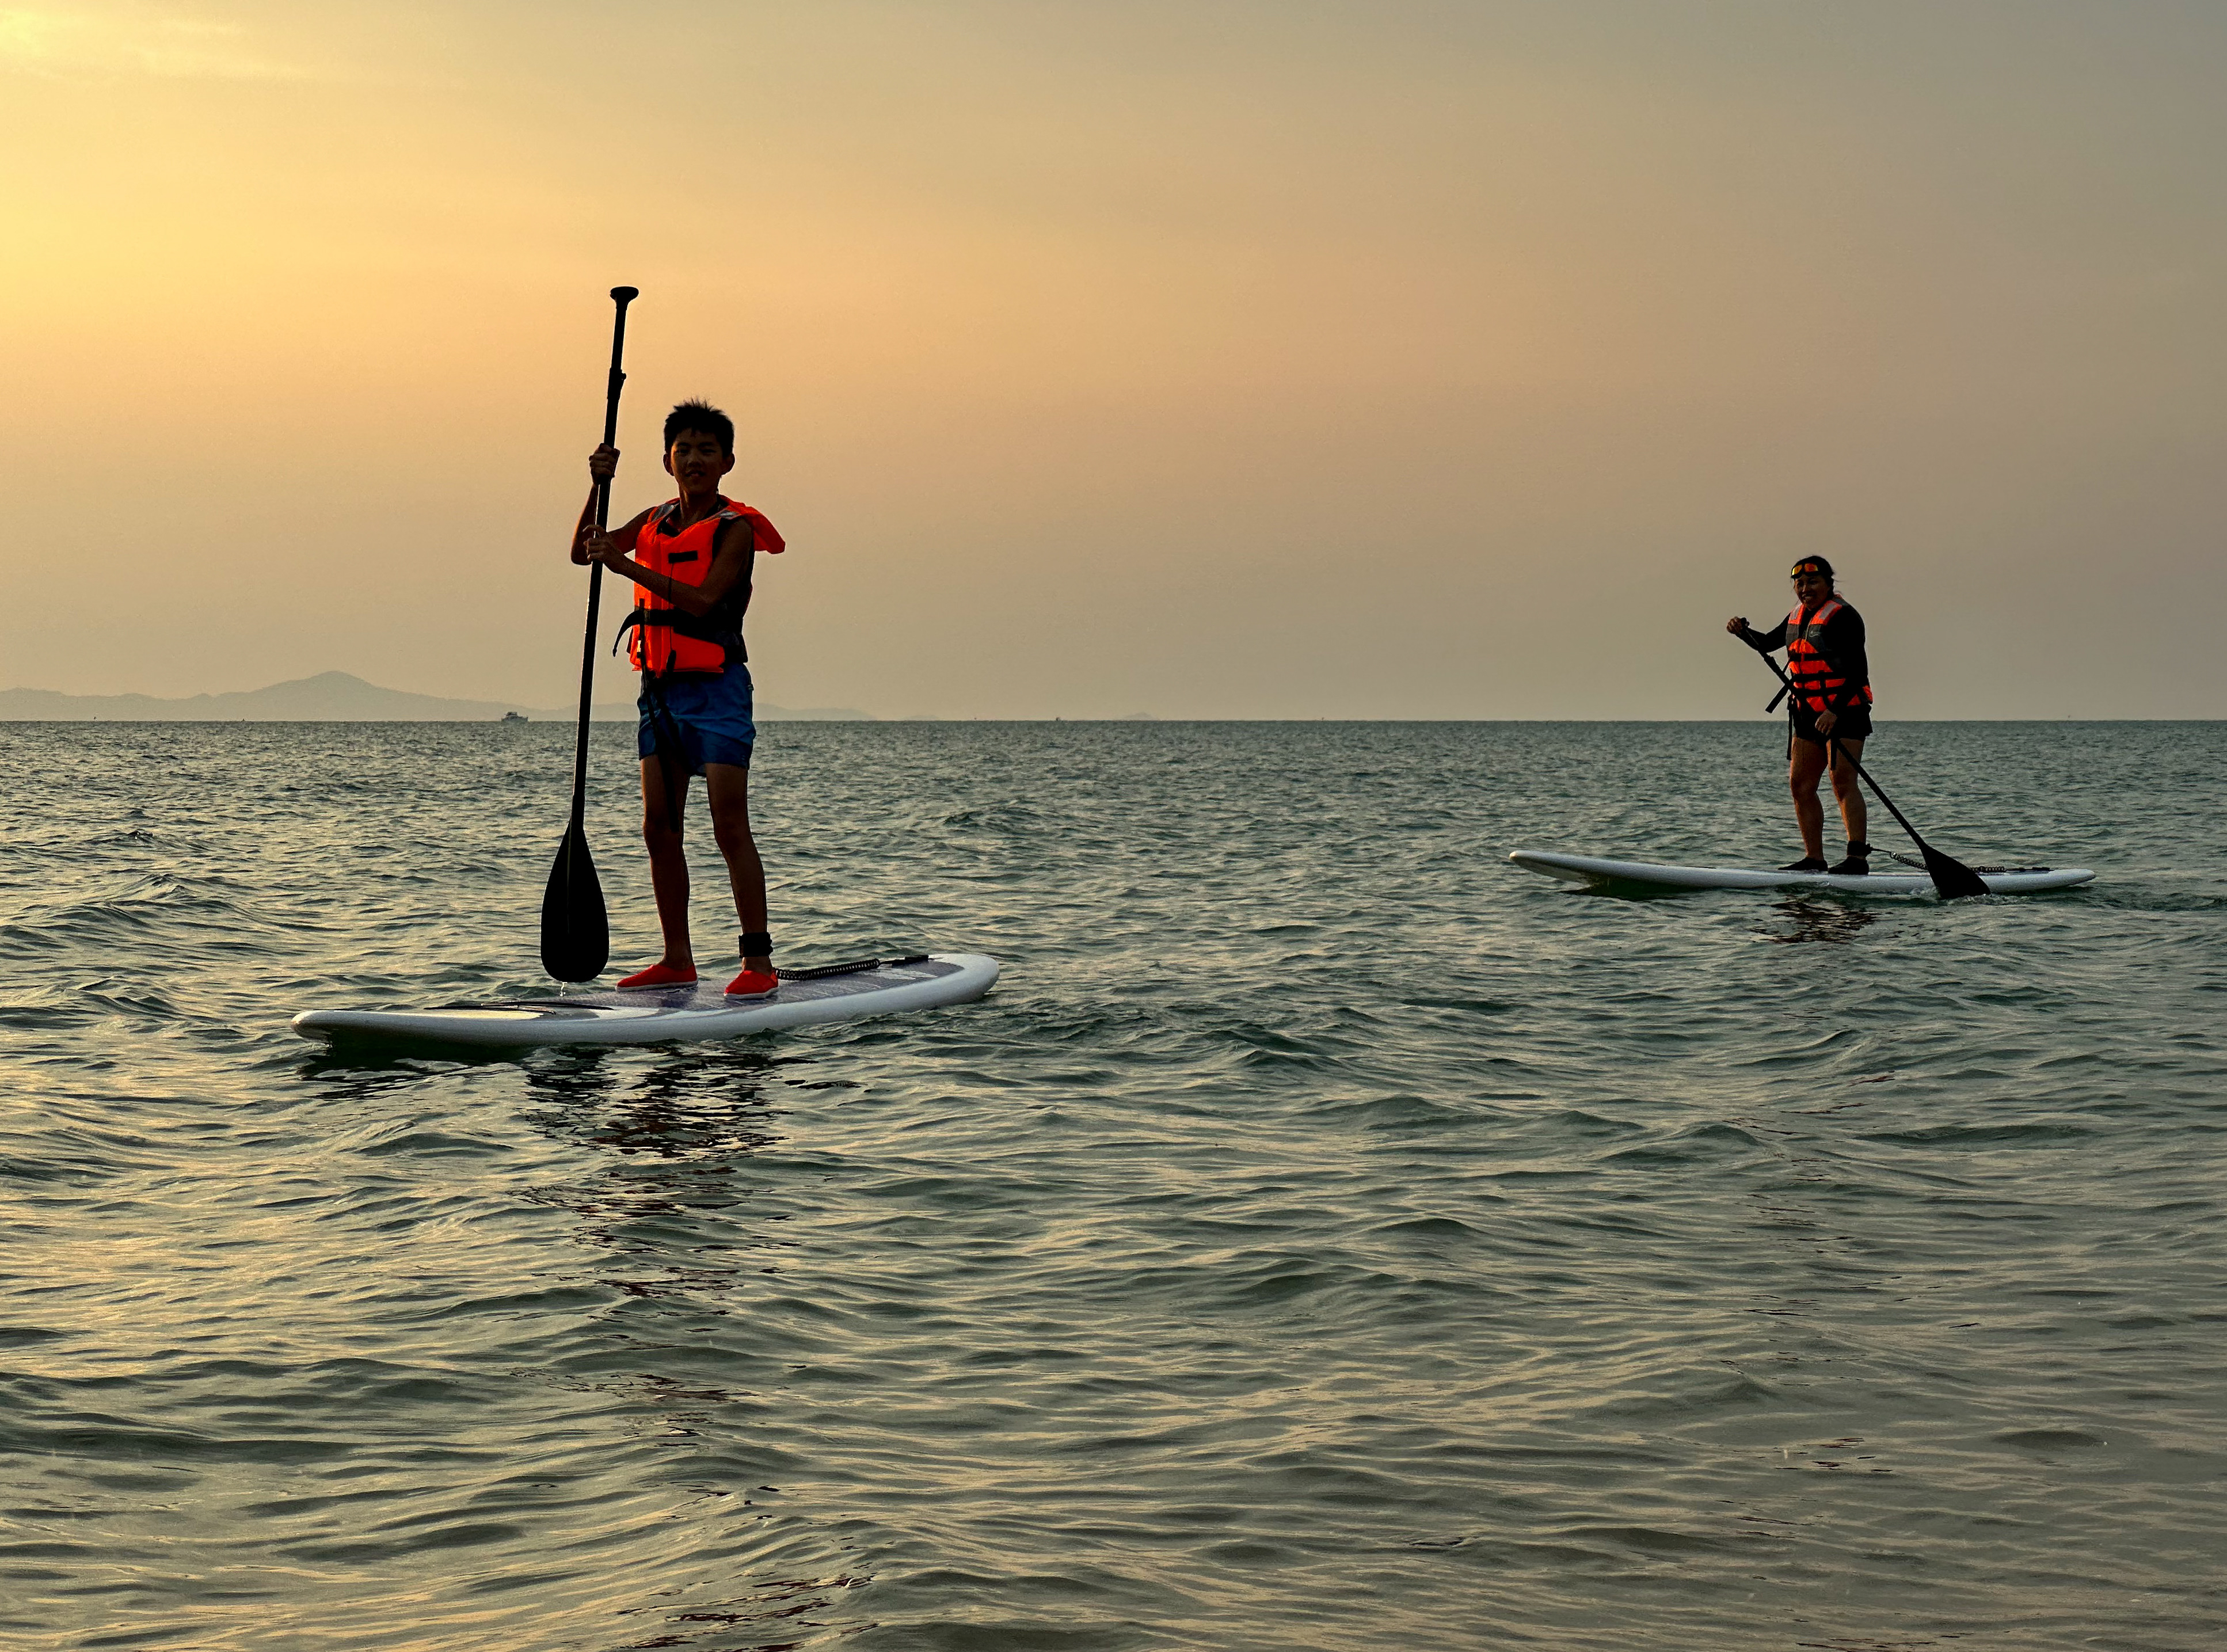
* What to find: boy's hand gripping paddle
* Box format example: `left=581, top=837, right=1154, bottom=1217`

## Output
left=540, top=286, right=638, bottom=981
left=1738, top=638, right=1990, bottom=900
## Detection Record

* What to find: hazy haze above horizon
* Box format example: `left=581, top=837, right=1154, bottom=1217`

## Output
left=6, top=1, right=2223, bottom=719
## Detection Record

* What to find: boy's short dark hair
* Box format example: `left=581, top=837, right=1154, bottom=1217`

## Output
left=664, top=399, right=735, bottom=456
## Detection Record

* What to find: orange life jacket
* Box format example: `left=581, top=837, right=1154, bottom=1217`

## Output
left=620, top=496, right=783, bottom=676
left=1785, top=597, right=1872, bottom=714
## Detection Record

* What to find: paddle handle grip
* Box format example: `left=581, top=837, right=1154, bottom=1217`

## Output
left=595, top=287, right=638, bottom=531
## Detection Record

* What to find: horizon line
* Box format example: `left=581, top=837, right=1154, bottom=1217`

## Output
left=3, top=715, right=2219, bottom=725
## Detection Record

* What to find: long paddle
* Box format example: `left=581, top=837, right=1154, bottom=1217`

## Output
left=1742, top=642, right=1990, bottom=900
left=540, top=285, right=639, bottom=980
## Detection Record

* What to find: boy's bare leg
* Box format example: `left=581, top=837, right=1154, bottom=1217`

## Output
left=641, top=755, right=695, bottom=968
left=1828, top=738, right=1868, bottom=846
left=703, top=762, right=769, bottom=972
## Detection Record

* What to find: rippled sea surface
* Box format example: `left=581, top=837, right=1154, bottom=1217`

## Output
left=2, top=720, right=2222, bottom=1651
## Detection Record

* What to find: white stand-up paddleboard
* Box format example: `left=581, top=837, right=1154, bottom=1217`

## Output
left=1509, top=850, right=2093, bottom=897
left=292, top=953, right=999, bottom=1050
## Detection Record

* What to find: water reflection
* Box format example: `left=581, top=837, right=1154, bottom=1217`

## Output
left=535, top=1045, right=794, bottom=1144
left=1761, top=899, right=1880, bottom=945
left=519, top=1048, right=791, bottom=1238
left=510, top=1049, right=832, bottom=1645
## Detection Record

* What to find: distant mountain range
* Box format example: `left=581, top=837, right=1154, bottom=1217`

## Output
left=0, top=671, right=873, bottom=722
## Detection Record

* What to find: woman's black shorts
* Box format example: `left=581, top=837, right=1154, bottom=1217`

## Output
left=1791, top=703, right=1873, bottom=746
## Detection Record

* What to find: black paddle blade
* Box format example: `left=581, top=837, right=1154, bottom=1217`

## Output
left=1921, top=842, right=1992, bottom=901
left=540, top=823, right=609, bottom=980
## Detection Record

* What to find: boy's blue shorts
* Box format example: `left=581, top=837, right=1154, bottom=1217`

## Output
left=637, top=666, right=756, bottom=774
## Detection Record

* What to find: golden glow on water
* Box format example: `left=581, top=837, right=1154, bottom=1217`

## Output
left=2, top=719, right=2221, bottom=1648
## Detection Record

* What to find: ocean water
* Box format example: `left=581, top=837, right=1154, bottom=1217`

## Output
left=1, top=719, right=2221, bottom=1652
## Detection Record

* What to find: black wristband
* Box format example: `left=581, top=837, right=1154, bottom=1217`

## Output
left=738, top=931, right=772, bottom=957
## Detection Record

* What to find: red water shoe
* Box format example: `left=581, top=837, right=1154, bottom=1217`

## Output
left=724, top=968, right=778, bottom=1000
left=617, top=961, right=698, bottom=989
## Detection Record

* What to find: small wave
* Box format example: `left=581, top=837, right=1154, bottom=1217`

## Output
left=1993, top=1427, right=2107, bottom=1451
left=1862, top=1121, right=2095, bottom=1147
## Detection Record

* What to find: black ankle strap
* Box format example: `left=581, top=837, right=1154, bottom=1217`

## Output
left=738, top=931, right=772, bottom=957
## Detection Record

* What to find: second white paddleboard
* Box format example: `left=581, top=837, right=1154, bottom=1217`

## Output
left=1509, top=850, right=2093, bottom=896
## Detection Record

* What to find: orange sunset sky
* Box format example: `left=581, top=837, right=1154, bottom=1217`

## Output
left=5, top=1, right=2224, bottom=718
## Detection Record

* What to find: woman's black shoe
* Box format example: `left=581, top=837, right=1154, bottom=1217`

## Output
left=1778, top=857, right=1829, bottom=873
left=1828, top=843, right=1873, bottom=875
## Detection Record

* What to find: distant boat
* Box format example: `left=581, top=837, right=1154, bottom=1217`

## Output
left=501, top=711, right=527, bottom=722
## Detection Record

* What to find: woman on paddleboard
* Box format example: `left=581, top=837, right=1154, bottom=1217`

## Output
left=1726, top=557, right=1874, bottom=875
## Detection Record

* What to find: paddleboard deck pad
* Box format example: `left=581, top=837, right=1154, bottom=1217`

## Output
left=1509, top=850, right=2093, bottom=896
left=292, top=953, right=999, bottom=1049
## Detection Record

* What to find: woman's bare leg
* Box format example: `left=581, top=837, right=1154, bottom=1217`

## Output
left=1788, top=739, right=1828, bottom=861
left=1828, top=737, right=1868, bottom=847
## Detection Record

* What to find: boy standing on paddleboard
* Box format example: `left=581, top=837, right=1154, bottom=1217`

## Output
left=1726, top=555, right=1875, bottom=875
left=572, top=399, right=786, bottom=995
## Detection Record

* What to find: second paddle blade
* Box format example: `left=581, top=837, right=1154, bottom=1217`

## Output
left=1924, top=845, right=1992, bottom=901
left=540, top=824, right=610, bottom=981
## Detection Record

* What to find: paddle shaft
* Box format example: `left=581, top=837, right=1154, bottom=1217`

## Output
left=1739, top=638, right=1974, bottom=880
left=567, top=286, right=638, bottom=827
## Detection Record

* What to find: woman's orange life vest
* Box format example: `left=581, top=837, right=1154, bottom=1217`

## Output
left=622, top=497, right=785, bottom=676
left=1784, top=597, right=1872, bottom=714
